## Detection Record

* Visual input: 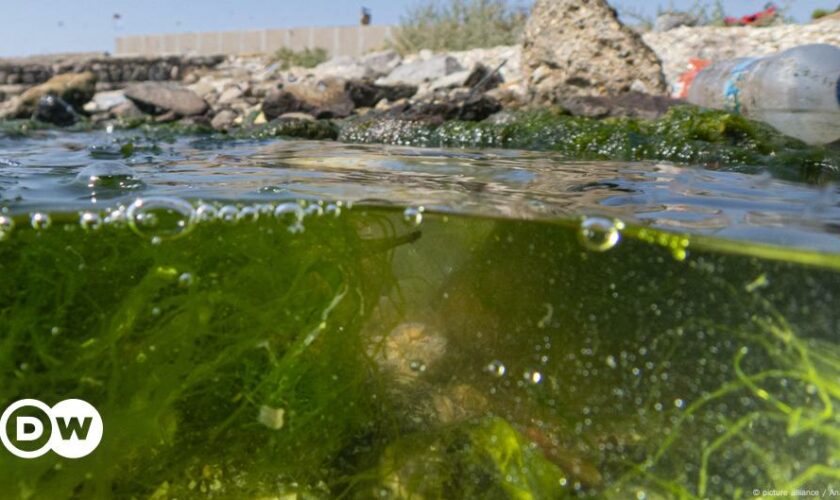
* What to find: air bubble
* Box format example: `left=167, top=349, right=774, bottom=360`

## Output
left=325, top=203, right=341, bottom=217
left=178, top=272, right=194, bottom=288
left=578, top=217, right=622, bottom=252
left=195, top=204, right=218, bottom=222
left=256, top=204, right=275, bottom=216
left=0, top=215, right=14, bottom=240
left=218, top=205, right=238, bottom=223
left=126, top=197, right=196, bottom=241
left=304, top=202, right=324, bottom=217
left=523, top=370, right=543, bottom=384
left=79, top=212, right=103, bottom=231
left=30, top=212, right=51, bottom=230
left=485, top=360, right=506, bottom=377
left=403, top=206, right=424, bottom=226
left=237, top=206, right=260, bottom=222
left=74, top=162, right=143, bottom=191
left=274, top=203, right=305, bottom=233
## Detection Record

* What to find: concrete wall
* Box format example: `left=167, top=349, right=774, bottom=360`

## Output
left=116, top=25, right=395, bottom=57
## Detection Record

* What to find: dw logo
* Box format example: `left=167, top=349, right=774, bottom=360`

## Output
left=0, top=399, right=103, bottom=459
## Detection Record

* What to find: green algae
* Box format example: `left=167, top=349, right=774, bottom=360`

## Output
left=0, top=205, right=838, bottom=498
left=338, top=107, right=840, bottom=183
left=4, top=105, right=839, bottom=183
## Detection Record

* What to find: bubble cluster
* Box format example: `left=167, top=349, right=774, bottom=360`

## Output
left=0, top=197, right=351, bottom=242
left=578, top=217, right=623, bottom=252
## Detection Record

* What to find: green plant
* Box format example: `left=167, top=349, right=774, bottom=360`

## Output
left=812, top=6, right=840, bottom=19
left=389, top=0, right=527, bottom=54
left=271, top=47, right=328, bottom=70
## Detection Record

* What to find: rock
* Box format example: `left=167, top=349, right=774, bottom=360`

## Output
left=558, top=91, right=684, bottom=119
left=313, top=56, right=372, bottom=80
left=522, top=0, right=667, bottom=102
left=124, top=82, right=208, bottom=116
left=8, top=72, right=96, bottom=118
left=654, top=12, right=698, bottom=32
left=211, top=109, right=237, bottom=131
left=217, top=85, right=245, bottom=105
left=32, top=95, right=78, bottom=126
left=112, top=100, right=145, bottom=119
left=430, top=64, right=503, bottom=92
left=377, top=55, right=463, bottom=87
left=262, top=77, right=354, bottom=120
left=384, top=92, right=502, bottom=123
left=277, top=112, right=315, bottom=122
left=83, top=90, right=128, bottom=114
left=345, top=80, right=417, bottom=108
left=359, top=50, right=402, bottom=77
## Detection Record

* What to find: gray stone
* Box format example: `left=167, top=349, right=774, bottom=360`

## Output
left=217, top=86, right=245, bottom=105
left=124, top=82, right=208, bottom=116
left=359, top=50, right=402, bottom=77
left=522, top=0, right=667, bottom=102
left=654, top=12, right=698, bottom=32
left=211, top=109, right=237, bottom=131
left=345, top=80, right=417, bottom=108
left=313, top=56, right=372, bottom=80
left=377, top=55, right=463, bottom=87
left=83, top=90, right=128, bottom=114
left=558, top=91, right=683, bottom=120
left=112, top=100, right=145, bottom=119
left=430, top=64, right=503, bottom=92
left=262, top=77, right=354, bottom=120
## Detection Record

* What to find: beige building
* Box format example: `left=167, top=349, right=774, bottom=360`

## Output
left=116, top=25, right=395, bottom=58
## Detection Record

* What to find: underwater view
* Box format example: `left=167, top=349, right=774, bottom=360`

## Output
left=0, top=124, right=838, bottom=499
left=5, top=0, right=840, bottom=496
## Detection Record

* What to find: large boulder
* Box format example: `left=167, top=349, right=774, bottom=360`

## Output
left=33, top=95, right=79, bottom=126
left=522, top=0, right=667, bottom=103
left=124, top=82, right=208, bottom=116
left=2, top=72, right=96, bottom=118
left=262, top=77, right=355, bottom=120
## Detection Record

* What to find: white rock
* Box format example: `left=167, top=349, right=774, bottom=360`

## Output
left=377, top=55, right=463, bottom=87
left=83, top=90, right=127, bottom=113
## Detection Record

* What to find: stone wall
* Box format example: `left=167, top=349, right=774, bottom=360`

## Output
left=116, top=25, right=395, bottom=58
left=0, top=55, right=224, bottom=86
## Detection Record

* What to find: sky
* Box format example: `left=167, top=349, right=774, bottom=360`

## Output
left=0, top=1, right=826, bottom=57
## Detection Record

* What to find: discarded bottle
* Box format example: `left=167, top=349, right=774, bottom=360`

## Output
left=686, top=44, right=840, bottom=145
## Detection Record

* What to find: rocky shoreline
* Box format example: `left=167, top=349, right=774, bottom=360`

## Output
left=1, top=1, right=840, bottom=141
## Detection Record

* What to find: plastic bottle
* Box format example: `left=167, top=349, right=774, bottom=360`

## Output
left=686, top=44, right=840, bottom=145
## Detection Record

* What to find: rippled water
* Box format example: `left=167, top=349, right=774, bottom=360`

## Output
left=0, top=129, right=838, bottom=498
left=1, top=129, right=839, bottom=252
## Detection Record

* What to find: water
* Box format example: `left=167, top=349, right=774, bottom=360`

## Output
left=0, top=129, right=839, bottom=498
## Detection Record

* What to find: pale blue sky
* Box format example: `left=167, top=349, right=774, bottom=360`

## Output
left=0, top=1, right=824, bottom=57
